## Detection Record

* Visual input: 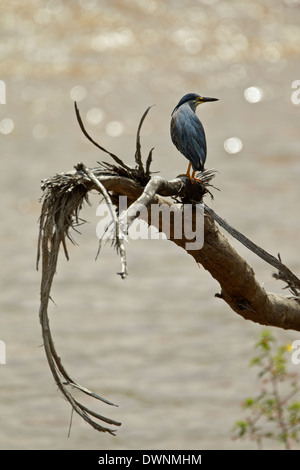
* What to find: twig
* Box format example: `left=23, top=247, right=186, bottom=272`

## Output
left=74, top=101, right=132, bottom=172
left=134, top=105, right=154, bottom=177
left=119, top=175, right=174, bottom=229
left=204, top=205, right=300, bottom=292
left=268, top=356, right=292, bottom=450
left=75, top=162, right=128, bottom=279
left=145, top=148, right=155, bottom=178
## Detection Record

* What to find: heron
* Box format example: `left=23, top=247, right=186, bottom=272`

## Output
left=170, top=93, right=218, bottom=182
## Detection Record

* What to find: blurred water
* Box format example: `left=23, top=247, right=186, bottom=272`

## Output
left=0, top=0, right=300, bottom=450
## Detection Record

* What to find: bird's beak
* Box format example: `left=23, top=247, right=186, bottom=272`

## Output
left=200, top=96, right=219, bottom=103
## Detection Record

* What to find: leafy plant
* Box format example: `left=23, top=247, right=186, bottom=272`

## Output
left=232, top=330, right=300, bottom=449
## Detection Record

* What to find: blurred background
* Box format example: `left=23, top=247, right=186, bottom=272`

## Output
left=0, top=0, right=300, bottom=450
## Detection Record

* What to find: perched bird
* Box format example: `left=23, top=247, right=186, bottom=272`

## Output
left=170, top=93, right=218, bottom=181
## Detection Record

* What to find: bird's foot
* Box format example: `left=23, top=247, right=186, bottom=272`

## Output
left=191, top=170, right=203, bottom=184
left=177, top=173, right=202, bottom=184
left=191, top=176, right=203, bottom=184
left=188, top=175, right=203, bottom=185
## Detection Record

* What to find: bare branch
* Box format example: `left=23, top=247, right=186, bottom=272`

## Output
left=145, top=147, right=155, bottom=178
left=204, top=205, right=300, bottom=292
left=134, top=105, right=154, bottom=177
left=74, top=101, right=132, bottom=172
left=75, top=162, right=127, bottom=279
left=120, top=175, right=183, bottom=230
left=172, top=211, right=300, bottom=331
left=37, top=104, right=300, bottom=437
left=37, top=170, right=122, bottom=434
left=38, top=166, right=300, bottom=332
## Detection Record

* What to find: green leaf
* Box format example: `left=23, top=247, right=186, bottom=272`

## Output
left=242, top=397, right=255, bottom=408
left=250, top=356, right=261, bottom=367
left=233, top=420, right=249, bottom=437
left=256, top=330, right=275, bottom=351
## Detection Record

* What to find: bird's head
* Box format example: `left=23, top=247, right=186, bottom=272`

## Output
left=172, top=93, right=218, bottom=114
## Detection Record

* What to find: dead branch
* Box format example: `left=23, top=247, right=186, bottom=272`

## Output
left=37, top=103, right=300, bottom=435
left=37, top=172, right=121, bottom=435
left=204, top=205, right=300, bottom=292
left=75, top=162, right=128, bottom=278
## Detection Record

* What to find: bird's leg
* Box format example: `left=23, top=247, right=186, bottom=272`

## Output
left=185, top=162, right=192, bottom=178
left=191, top=170, right=203, bottom=184
left=184, top=163, right=202, bottom=184
left=182, top=163, right=202, bottom=184
left=184, top=162, right=195, bottom=183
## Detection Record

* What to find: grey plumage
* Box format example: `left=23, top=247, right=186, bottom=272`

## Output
left=170, top=93, right=218, bottom=177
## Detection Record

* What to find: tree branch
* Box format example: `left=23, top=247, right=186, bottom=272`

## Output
left=38, top=166, right=300, bottom=332
left=37, top=174, right=121, bottom=434
left=134, top=105, right=154, bottom=179
left=75, top=162, right=128, bottom=278
left=37, top=103, right=300, bottom=436
left=109, top=174, right=300, bottom=331
left=204, top=205, right=300, bottom=292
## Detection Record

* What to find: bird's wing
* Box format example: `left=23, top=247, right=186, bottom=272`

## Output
left=171, top=110, right=207, bottom=171
left=186, top=116, right=207, bottom=170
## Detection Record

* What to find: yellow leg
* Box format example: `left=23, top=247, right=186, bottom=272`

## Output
left=191, top=170, right=202, bottom=183
left=185, top=162, right=192, bottom=179
left=183, top=163, right=202, bottom=184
